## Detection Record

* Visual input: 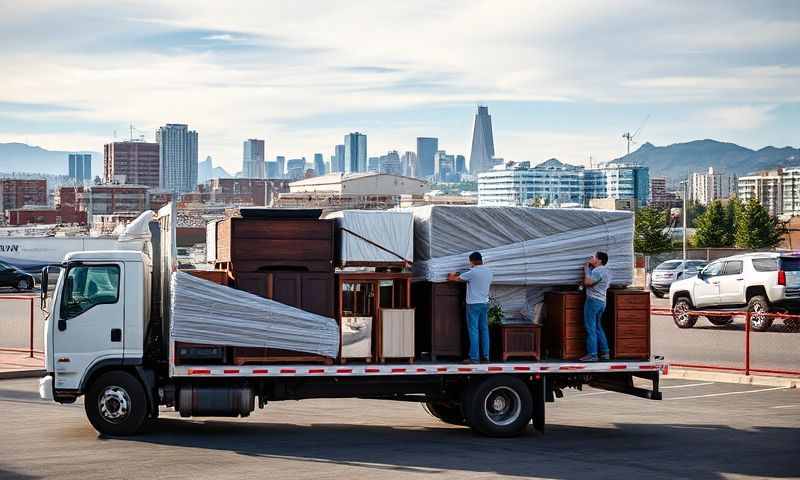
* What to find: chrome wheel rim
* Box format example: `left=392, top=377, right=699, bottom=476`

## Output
left=750, top=302, right=768, bottom=328
left=484, top=386, right=522, bottom=427
left=17, top=279, right=28, bottom=289
left=98, top=386, right=130, bottom=423
left=674, top=303, right=689, bottom=324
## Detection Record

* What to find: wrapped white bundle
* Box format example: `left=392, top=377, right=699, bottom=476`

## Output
left=408, top=205, right=634, bottom=286
left=326, top=210, right=414, bottom=265
left=170, top=271, right=340, bottom=358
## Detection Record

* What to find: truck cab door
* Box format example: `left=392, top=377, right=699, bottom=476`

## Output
left=693, top=261, right=722, bottom=307
left=52, top=263, right=124, bottom=391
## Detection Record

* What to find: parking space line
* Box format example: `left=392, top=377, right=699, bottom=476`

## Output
left=667, top=386, right=789, bottom=401
left=771, top=404, right=800, bottom=409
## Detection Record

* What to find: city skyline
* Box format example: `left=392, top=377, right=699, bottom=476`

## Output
left=0, top=2, right=797, bottom=175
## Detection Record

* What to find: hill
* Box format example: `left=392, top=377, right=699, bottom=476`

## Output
left=0, top=142, right=101, bottom=177
left=610, top=140, right=800, bottom=182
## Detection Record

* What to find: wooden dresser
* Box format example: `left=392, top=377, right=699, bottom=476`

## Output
left=496, top=324, right=541, bottom=361
left=412, top=282, right=465, bottom=361
left=604, top=289, right=651, bottom=360
left=543, top=291, right=586, bottom=360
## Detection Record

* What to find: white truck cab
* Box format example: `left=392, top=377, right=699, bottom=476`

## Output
left=42, top=250, right=150, bottom=395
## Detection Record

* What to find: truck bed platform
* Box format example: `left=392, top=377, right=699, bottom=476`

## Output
left=171, top=359, right=668, bottom=378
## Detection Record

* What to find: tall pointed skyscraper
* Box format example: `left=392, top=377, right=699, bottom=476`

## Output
left=469, top=105, right=495, bottom=174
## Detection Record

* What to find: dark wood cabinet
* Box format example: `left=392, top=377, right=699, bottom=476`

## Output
left=216, top=217, right=335, bottom=272
left=543, top=292, right=586, bottom=360
left=412, top=282, right=465, bottom=361
left=234, top=271, right=335, bottom=318
left=604, top=289, right=651, bottom=360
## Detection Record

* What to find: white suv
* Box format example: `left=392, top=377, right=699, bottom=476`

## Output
left=669, top=253, right=800, bottom=332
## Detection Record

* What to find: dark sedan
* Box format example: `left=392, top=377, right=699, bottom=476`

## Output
left=0, top=260, right=35, bottom=290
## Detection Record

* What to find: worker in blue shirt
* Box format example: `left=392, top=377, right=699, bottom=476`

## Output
left=448, top=251, right=494, bottom=364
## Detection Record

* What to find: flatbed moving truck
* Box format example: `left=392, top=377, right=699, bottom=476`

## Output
left=38, top=204, right=666, bottom=437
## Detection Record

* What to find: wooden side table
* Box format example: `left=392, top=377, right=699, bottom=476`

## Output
left=499, top=324, right=541, bottom=361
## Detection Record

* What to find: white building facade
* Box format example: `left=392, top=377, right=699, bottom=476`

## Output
left=691, top=167, right=736, bottom=205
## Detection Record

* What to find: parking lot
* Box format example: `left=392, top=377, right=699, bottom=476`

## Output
left=1, top=377, right=798, bottom=479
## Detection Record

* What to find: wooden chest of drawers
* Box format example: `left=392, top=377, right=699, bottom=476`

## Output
left=543, top=291, right=586, bottom=360
left=412, top=282, right=465, bottom=361
left=604, top=289, right=651, bottom=360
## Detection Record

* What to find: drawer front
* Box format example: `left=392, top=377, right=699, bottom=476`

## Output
left=616, top=323, right=649, bottom=338
left=564, top=321, right=587, bottom=339
left=563, top=293, right=585, bottom=309
left=614, top=338, right=649, bottom=358
left=563, top=340, right=586, bottom=360
left=614, top=309, right=650, bottom=326
left=613, top=292, right=650, bottom=310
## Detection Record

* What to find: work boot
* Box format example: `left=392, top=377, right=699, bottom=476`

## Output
left=599, top=352, right=610, bottom=361
left=578, top=354, right=598, bottom=362
left=462, top=359, right=477, bottom=364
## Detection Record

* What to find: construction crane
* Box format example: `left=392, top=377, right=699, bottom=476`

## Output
left=622, top=115, right=650, bottom=156
left=128, top=123, right=147, bottom=142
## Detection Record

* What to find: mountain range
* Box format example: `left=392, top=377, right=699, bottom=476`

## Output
left=0, top=142, right=100, bottom=177
left=610, top=139, right=800, bottom=182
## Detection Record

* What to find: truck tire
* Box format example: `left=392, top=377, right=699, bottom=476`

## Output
left=463, top=375, right=533, bottom=438
left=747, top=295, right=773, bottom=332
left=85, top=371, right=148, bottom=436
left=672, top=296, right=698, bottom=328
left=784, top=319, right=800, bottom=332
left=708, top=316, right=734, bottom=326
left=423, top=401, right=466, bottom=426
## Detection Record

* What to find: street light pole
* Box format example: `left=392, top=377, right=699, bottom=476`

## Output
left=683, top=178, right=688, bottom=261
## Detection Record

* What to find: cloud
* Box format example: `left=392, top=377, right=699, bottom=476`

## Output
left=700, top=105, right=775, bottom=130
left=0, top=0, right=797, bottom=173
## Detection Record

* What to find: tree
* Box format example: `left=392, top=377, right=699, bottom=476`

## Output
left=686, top=201, right=707, bottom=228
left=634, top=207, right=673, bottom=255
left=694, top=200, right=733, bottom=247
left=723, top=198, right=740, bottom=246
left=735, top=198, right=786, bottom=249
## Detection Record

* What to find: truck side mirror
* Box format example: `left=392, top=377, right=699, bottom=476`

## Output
left=40, top=267, right=49, bottom=310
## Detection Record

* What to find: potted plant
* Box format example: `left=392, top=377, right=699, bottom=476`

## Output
left=488, top=296, right=504, bottom=360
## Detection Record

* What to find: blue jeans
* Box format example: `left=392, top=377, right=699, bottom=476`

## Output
left=584, top=297, right=610, bottom=357
left=466, top=303, right=490, bottom=361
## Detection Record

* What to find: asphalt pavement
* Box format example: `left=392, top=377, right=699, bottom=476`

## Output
left=1, top=377, right=798, bottom=479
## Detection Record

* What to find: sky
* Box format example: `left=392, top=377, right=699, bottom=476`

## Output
left=0, top=0, right=798, bottom=174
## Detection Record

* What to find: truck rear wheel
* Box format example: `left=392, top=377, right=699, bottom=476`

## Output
left=85, top=371, right=147, bottom=436
left=423, top=401, right=467, bottom=426
left=463, top=375, right=533, bottom=437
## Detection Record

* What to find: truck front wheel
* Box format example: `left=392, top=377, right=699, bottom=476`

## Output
left=672, top=297, right=698, bottom=328
left=463, top=375, right=533, bottom=437
left=85, top=371, right=147, bottom=436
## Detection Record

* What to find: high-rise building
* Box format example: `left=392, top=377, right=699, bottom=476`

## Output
left=276, top=156, right=286, bottom=179
left=104, top=141, right=160, bottom=188
left=266, top=161, right=280, bottom=179
left=469, top=105, right=495, bottom=174
left=333, top=144, right=345, bottom=172
left=649, top=176, right=681, bottom=209
left=156, top=123, right=198, bottom=193
left=416, top=137, right=438, bottom=178
left=455, top=155, right=467, bottom=175
left=434, top=150, right=457, bottom=182
left=314, top=153, right=326, bottom=175
left=68, top=153, right=92, bottom=183
left=380, top=151, right=402, bottom=176
left=691, top=167, right=736, bottom=205
left=584, top=163, right=650, bottom=207
left=368, top=156, right=381, bottom=172
left=287, top=158, right=306, bottom=180
left=242, top=139, right=266, bottom=179
left=401, top=151, right=417, bottom=178
left=344, top=132, right=367, bottom=173
left=738, top=170, right=783, bottom=216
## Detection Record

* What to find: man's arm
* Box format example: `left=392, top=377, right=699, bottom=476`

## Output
left=447, top=272, right=462, bottom=282
left=583, top=264, right=597, bottom=287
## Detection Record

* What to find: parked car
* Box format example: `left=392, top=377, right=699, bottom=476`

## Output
left=669, top=252, right=800, bottom=332
left=650, top=259, right=707, bottom=298
left=0, top=260, right=35, bottom=291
